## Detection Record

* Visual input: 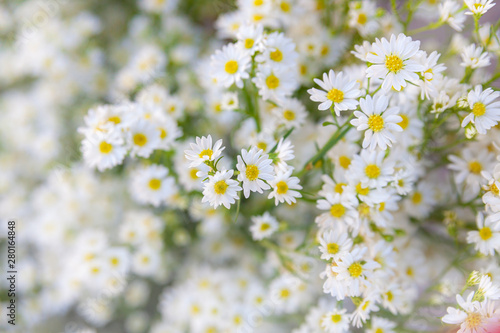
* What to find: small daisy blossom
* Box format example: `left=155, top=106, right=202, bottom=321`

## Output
left=307, top=70, right=361, bottom=115
left=475, top=275, right=500, bottom=301
left=460, top=44, right=490, bottom=69
left=350, top=94, right=403, bottom=150
left=211, top=43, right=251, bottom=89
left=237, top=147, right=275, bottom=198
left=439, top=0, right=466, bottom=31
left=236, top=23, right=264, bottom=55
left=349, top=149, right=395, bottom=188
left=202, top=169, right=242, bottom=209
left=250, top=212, right=279, bottom=241
left=366, top=33, right=424, bottom=91
left=128, top=119, right=161, bottom=158
left=467, top=212, right=500, bottom=256
left=464, top=0, right=495, bottom=15
left=320, top=307, right=350, bottom=333
left=481, top=171, right=500, bottom=212
left=184, top=135, right=225, bottom=168
left=82, top=130, right=127, bottom=172
left=130, top=164, right=176, bottom=207
left=461, top=86, right=500, bottom=134
left=268, top=168, right=302, bottom=205
left=252, top=64, right=298, bottom=102
left=318, top=229, right=352, bottom=261
left=442, top=292, right=500, bottom=333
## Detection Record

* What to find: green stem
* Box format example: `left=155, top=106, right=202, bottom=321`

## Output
left=408, top=21, right=444, bottom=35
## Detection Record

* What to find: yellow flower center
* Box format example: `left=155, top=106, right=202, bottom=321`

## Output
left=110, top=257, right=119, bottom=266
left=368, top=114, right=384, bottom=132
left=245, top=164, right=260, bottom=181
left=160, top=128, right=167, bottom=139
left=260, top=223, right=270, bottom=231
left=280, top=289, right=290, bottom=298
left=330, top=203, right=345, bottom=218
left=257, top=142, right=267, bottom=151
left=385, top=54, right=404, bottom=73
left=254, top=0, right=263, bottom=5
left=365, top=164, right=381, bottom=179
left=280, top=1, right=291, bottom=12
left=356, top=183, right=369, bottom=196
left=357, top=13, right=367, bottom=25
left=133, top=133, right=148, bottom=147
left=479, top=227, right=492, bottom=240
left=348, top=262, right=363, bottom=277
left=327, top=242, right=339, bottom=254
left=108, top=116, right=121, bottom=124
left=331, top=314, right=342, bottom=323
left=327, top=88, right=344, bottom=103
left=472, top=102, right=486, bottom=117
left=190, top=169, right=199, bottom=179
left=214, top=180, right=229, bottom=195
left=270, top=49, right=283, bottom=62
left=379, top=202, right=385, bottom=212
left=283, top=110, right=295, bottom=120
left=398, top=114, right=409, bottom=130
left=225, top=60, right=239, bottom=74
left=490, top=183, right=499, bottom=196
left=469, top=161, right=482, bottom=174
left=375, top=328, right=383, bottom=333
left=386, top=291, right=393, bottom=302
left=411, top=191, right=422, bottom=204
left=465, top=312, right=483, bottom=329
left=148, top=178, right=162, bottom=190
left=276, top=181, right=289, bottom=194
left=99, top=141, right=113, bottom=154
left=339, top=156, right=351, bottom=169
left=266, top=74, right=280, bottom=89
left=362, top=301, right=370, bottom=311
left=244, top=38, right=254, bottom=49
left=358, top=203, right=370, bottom=217
left=199, top=149, right=213, bottom=159
left=334, top=183, right=346, bottom=194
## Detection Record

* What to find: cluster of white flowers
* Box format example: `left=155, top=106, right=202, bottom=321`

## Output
left=2, top=0, right=500, bottom=333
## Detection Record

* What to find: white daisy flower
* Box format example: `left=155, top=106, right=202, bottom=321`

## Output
left=250, top=212, right=279, bottom=241
left=467, top=212, right=500, bottom=256
left=367, top=316, right=396, bottom=333
left=460, top=44, right=490, bottom=69
left=464, top=0, right=495, bottom=15
left=236, top=147, right=275, bottom=198
left=154, top=114, right=182, bottom=150
left=273, top=138, right=295, bottom=173
left=351, top=292, right=381, bottom=328
left=201, top=169, right=242, bottom=209
left=129, top=164, right=176, bottom=207
left=184, top=135, right=225, bottom=168
left=211, top=43, right=251, bottom=89
left=253, top=64, right=298, bottom=102
left=268, top=168, right=302, bottom=205
left=331, top=247, right=381, bottom=297
left=272, top=97, right=307, bottom=130
left=82, top=130, right=127, bottom=172
left=236, top=23, right=264, bottom=55
left=349, top=149, right=395, bottom=188
left=461, top=86, right=500, bottom=134
left=128, top=119, right=161, bottom=158
left=318, top=229, right=352, bottom=261
left=482, top=171, right=500, bottom=212
left=320, top=307, right=350, bottom=333
left=307, top=70, right=361, bottom=115
left=316, top=192, right=358, bottom=230
left=475, top=275, right=500, bottom=301
left=256, top=32, right=298, bottom=70
left=416, top=51, right=446, bottom=99
left=352, top=40, right=372, bottom=62
left=439, top=0, right=466, bottom=32
left=350, top=94, right=403, bottom=150
left=366, top=33, right=424, bottom=91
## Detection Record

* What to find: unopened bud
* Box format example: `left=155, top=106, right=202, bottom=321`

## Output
left=466, top=271, right=483, bottom=287
left=465, top=124, right=477, bottom=139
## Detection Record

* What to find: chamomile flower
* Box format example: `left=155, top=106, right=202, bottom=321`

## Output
left=442, top=292, right=498, bottom=333
left=268, top=168, right=302, bottom=205
left=201, top=169, right=242, bottom=209
left=366, top=33, right=424, bottom=91
left=464, top=0, right=495, bottom=15
left=316, top=193, right=358, bottom=230
left=350, top=94, right=403, bottom=150
left=349, top=149, right=395, bottom=188
left=236, top=147, right=275, bottom=198
left=307, top=70, right=361, bottom=115
left=250, top=212, right=279, bottom=241
left=467, top=212, right=500, bottom=256
left=211, top=43, right=251, bottom=89
left=367, top=316, right=396, bottom=333
left=256, top=32, right=298, bottom=69
left=439, top=0, right=466, bottom=31
left=320, top=308, right=350, bottom=333
left=130, top=164, right=176, bottom=207
left=184, top=135, right=225, bottom=168
left=128, top=119, right=161, bottom=158
left=475, top=275, right=500, bottom=301
left=253, top=65, right=298, bottom=102
left=236, top=24, right=264, bottom=55
left=272, top=97, right=307, bottom=129
left=82, top=130, right=127, bottom=172
left=482, top=171, right=500, bottom=212
left=461, top=86, right=500, bottom=134
left=460, top=44, right=490, bottom=69
left=318, top=229, right=352, bottom=261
